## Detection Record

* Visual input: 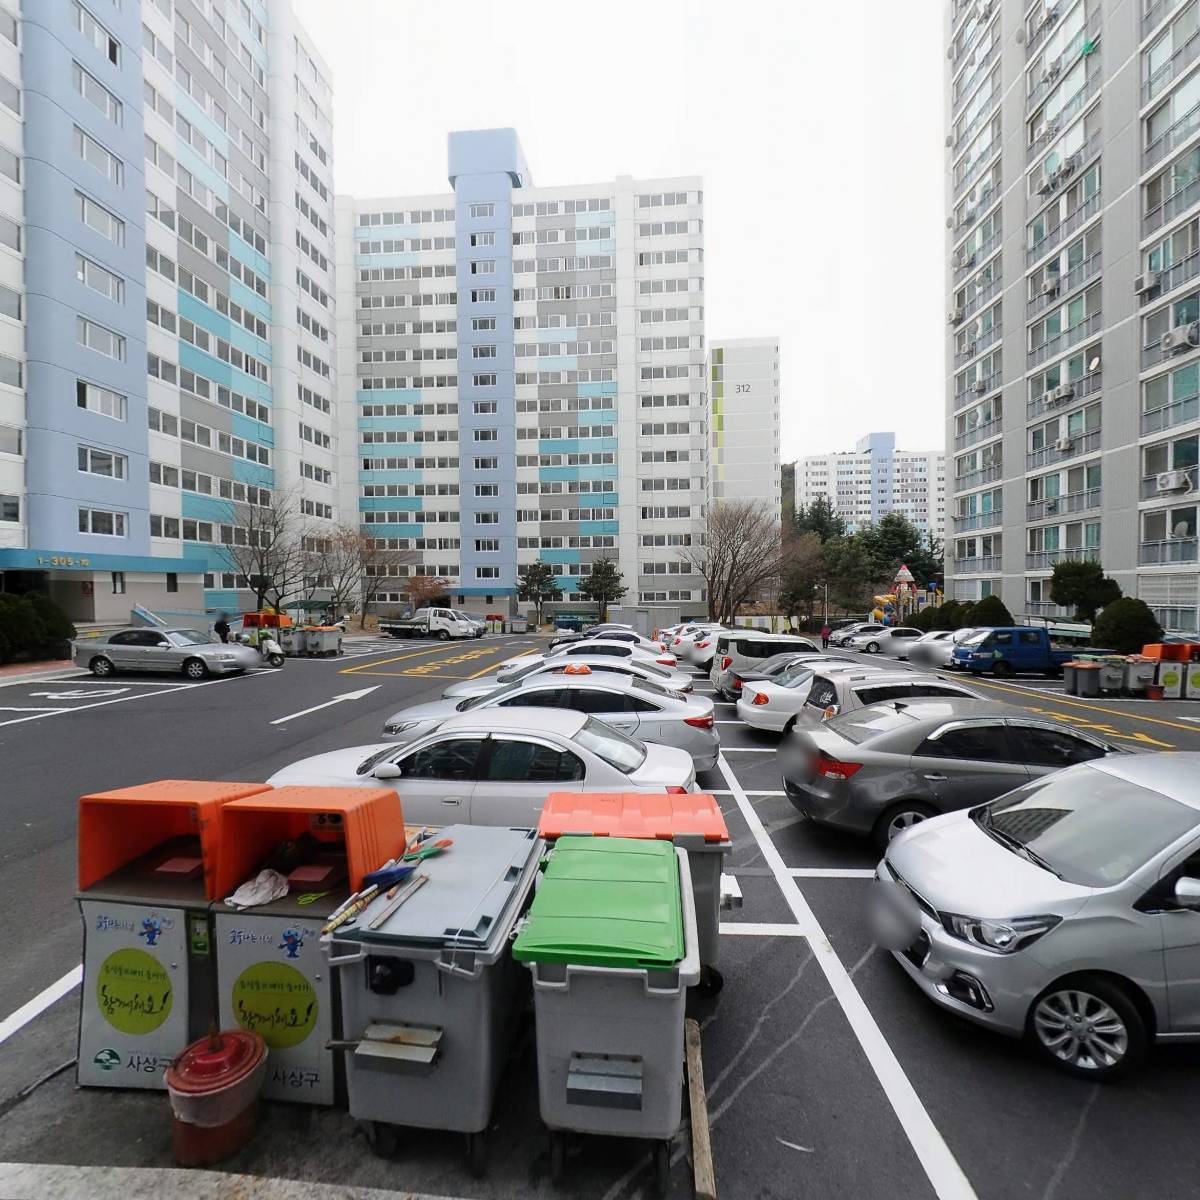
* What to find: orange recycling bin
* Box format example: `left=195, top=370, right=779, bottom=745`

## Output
left=242, top=611, right=293, bottom=630
left=539, top=791, right=731, bottom=996
left=1142, top=643, right=1189, bottom=661
left=211, top=786, right=406, bottom=1106
left=76, top=780, right=274, bottom=1090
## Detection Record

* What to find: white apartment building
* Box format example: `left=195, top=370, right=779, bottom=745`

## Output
left=945, top=0, right=1200, bottom=632
left=707, top=337, right=781, bottom=517
left=336, top=129, right=709, bottom=613
left=796, top=432, right=946, bottom=538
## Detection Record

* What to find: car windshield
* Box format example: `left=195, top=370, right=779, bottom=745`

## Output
left=457, top=681, right=522, bottom=710
left=573, top=716, right=646, bottom=773
left=356, top=746, right=398, bottom=776
left=974, top=770, right=1198, bottom=887
left=962, top=630, right=992, bottom=646
left=776, top=667, right=816, bottom=690
left=166, top=629, right=213, bottom=646
left=827, top=705, right=915, bottom=744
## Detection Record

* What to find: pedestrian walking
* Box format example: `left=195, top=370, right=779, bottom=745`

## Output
left=213, top=613, right=231, bottom=643
left=820, top=623, right=831, bottom=649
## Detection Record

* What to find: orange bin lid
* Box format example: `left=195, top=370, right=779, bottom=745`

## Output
left=539, top=791, right=729, bottom=843
left=214, top=785, right=406, bottom=897
left=78, top=780, right=273, bottom=897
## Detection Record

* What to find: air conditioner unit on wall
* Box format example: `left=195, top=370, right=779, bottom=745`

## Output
left=1053, top=437, right=1074, bottom=452
left=1157, top=470, right=1192, bottom=493
left=1135, top=273, right=1160, bottom=295
left=1161, top=322, right=1200, bottom=353
left=1051, top=383, right=1075, bottom=402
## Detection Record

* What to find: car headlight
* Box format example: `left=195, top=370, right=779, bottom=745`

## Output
left=383, top=720, right=416, bottom=736
left=939, top=912, right=1061, bottom=954
left=214, top=653, right=237, bottom=661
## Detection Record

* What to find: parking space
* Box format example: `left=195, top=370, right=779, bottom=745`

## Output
left=339, top=638, right=538, bottom=680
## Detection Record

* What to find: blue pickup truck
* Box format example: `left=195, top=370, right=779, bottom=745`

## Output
left=949, top=625, right=1078, bottom=677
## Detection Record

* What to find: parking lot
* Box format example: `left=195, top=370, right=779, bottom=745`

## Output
left=1, top=636, right=1199, bottom=1198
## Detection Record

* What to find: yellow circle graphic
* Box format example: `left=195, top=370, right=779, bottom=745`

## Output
left=96, top=948, right=173, bottom=1035
left=231, top=962, right=317, bottom=1049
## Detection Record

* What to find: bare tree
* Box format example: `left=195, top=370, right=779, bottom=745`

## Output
left=356, top=535, right=419, bottom=624
left=217, top=488, right=314, bottom=611
left=679, top=499, right=784, bottom=623
left=317, top=526, right=368, bottom=619
left=407, top=574, right=451, bottom=609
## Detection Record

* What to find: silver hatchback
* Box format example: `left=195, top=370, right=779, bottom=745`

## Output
left=873, top=753, right=1200, bottom=1079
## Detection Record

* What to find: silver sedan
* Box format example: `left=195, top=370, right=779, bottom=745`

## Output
left=72, top=627, right=260, bottom=678
left=384, top=670, right=719, bottom=770
left=443, top=653, right=694, bottom=698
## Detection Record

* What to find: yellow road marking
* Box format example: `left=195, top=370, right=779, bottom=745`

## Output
left=465, top=645, right=537, bottom=679
left=340, top=642, right=473, bottom=675
left=967, top=676, right=1200, bottom=737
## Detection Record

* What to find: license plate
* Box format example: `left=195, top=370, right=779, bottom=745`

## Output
left=867, top=880, right=921, bottom=952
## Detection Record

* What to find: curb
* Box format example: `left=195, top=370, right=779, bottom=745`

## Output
left=0, top=665, right=83, bottom=687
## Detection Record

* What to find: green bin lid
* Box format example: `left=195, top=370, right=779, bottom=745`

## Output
left=512, top=836, right=683, bottom=970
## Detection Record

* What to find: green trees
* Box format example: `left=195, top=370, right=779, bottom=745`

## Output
left=579, top=557, right=626, bottom=622
left=0, top=593, right=77, bottom=664
left=1091, top=598, right=1164, bottom=654
left=793, top=496, right=846, bottom=543
left=1049, top=561, right=1122, bottom=622
left=965, top=594, right=1014, bottom=627
left=856, top=513, right=942, bottom=588
left=517, top=560, right=562, bottom=626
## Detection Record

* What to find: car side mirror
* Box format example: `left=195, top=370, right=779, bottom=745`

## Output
left=1175, top=876, right=1200, bottom=910
left=372, top=762, right=402, bottom=781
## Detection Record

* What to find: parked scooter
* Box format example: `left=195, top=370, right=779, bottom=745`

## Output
left=238, top=630, right=285, bottom=668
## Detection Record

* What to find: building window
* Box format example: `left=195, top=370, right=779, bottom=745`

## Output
left=0, top=423, right=18, bottom=454
left=0, top=281, right=19, bottom=322
left=473, top=429, right=498, bottom=442
left=75, top=254, right=124, bottom=303
left=0, top=492, right=17, bottom=522
left=470, top=232, right=495, bottom=247
left=76, top=380, right=126, bottom=420
left=76, top=316, right=124, bottom=360
left=474, top=539, right=499, bottom=552
left=471, top=288, right=496, bottom=302
left=74, top=126, right=123, bottom=185
left=469, top=203, right=494, bottom=219
left=77, top=192, right=124, bottom=244
left=0, top=143, right=17, bottom=186
left=78, top=507, right=126, bottom=536
left=75, top=2, right=120, bottom=64
left=472, top=345, right=496, bottom=359
left=470, top=260, right=495, bottom=275
left=472, top=373, right=496, bottom=387
left=73, top=62, right=120, bottom=123
left=477, top=566, right=500, bottom=579
left=0, top=352, right=19, bottom=388
left=0, top=211, right=19, bottom=252
left=166, top=572, right=178, bottom=593
left=78, top=444, right=127, bottom=479
left=110, top=571, right=125, bottom=594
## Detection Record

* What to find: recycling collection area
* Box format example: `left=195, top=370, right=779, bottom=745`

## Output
left=74, top=780, right=730, bottom=1195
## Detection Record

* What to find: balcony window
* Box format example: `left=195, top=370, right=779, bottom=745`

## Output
left=1143, top=505, right=1198, bottom=552
left=1147, top=218, right=1198, bottom=275
left=1144, top=432, right=1200, bottom=480
left=1144, top=290, right=1200, bottom=350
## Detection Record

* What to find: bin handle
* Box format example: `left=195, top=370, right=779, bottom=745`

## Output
left=645, top=848, right=700, bottom=995
left=325, top=939, right=367, bottom=967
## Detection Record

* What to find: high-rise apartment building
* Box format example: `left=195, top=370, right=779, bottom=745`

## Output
left=946, top=0, right=1200, bottom=633
left=796, top=432, right=946, bottom=538
left=706, top=337, right=781, bottom=517
left=336, top=129, right=709, bottom=613
left=0, top=1, right=337, bottom=620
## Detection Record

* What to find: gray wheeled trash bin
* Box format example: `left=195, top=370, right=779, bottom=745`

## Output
left=324, top=825, right=541, bottom=1175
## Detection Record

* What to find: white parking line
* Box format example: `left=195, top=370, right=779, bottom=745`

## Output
left=707, top=788, right=785, bottom=796
left=721, top=746, right=776, bottom=753
left=719, top=922, right=806, bottom=937
left=715, top=720, right=744, bottom=725
left=0, top=965, right=81, bottom=1048
left=718, top=754, right=977, bottom=1200
left=789, top=868, right=876, bottom=879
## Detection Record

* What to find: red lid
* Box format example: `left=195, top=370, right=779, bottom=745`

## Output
left=166, top=1030, right=265, bottom=1094
left=539, top=791, right=729, bottom=842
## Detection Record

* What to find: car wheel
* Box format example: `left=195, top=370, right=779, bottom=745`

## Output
left=866, top=641, right=881, bottom=653
left=182, top=657, right=208, bottom=680
left=992, top=660, right=1013, bottom=677
left=873, top=802, right=936, bottom=852
left=1027, top=977, right=1147, bottom=1080
left=89, top=656, right=114, bottom=678
left=438, top=629, right=450, bottom=641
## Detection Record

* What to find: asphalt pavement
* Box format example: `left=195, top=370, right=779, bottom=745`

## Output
left=1, top=636, right=1200, bottom=1199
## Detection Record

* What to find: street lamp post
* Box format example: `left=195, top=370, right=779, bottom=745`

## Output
left=813, top=583, right=828, bottom=626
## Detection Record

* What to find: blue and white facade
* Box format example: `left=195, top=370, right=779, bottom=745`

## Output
left=0, top=0, right=337, bottom=620
left=336, top=129, right=708, bottom=611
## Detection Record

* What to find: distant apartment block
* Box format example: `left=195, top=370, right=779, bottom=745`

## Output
left=707, top=337, right=781, bottom=517
left=796, top=432, right=946, bottom=538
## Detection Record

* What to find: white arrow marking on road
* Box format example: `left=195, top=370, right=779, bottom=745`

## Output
left=28, top=688, right=129, bottom=700
left=270, top=686, right=381, bottom=725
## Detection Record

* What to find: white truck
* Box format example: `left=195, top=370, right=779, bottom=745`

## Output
left=379, top=607, right=474, bottom=640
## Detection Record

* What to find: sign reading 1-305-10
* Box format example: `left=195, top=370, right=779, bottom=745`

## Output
left=735, top=383, right=751, bottom=394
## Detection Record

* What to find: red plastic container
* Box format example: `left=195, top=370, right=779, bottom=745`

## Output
left=166, top=1030, right=267, bottom=1166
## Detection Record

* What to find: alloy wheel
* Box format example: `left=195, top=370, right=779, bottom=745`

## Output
left=887, top=810, right=927, bottom=840
left=1032, top=989, right=1129, bottom=1071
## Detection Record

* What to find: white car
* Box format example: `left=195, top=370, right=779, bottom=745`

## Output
left=673, top=627, right=726, bottom=669
left=829, top=622, right=885, bottom=648
left=443, top=653, right=693, bottom=698
left=494, top=639, right=676, bottom=681
left=737, top=660, right=886, bottom=732
left=906, top=627, right=983, bottom=669
left=846, top=627, right=925, bottom=658
left=267, top=709, right=696, bottom=827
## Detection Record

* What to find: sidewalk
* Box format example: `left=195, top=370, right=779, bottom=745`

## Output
left=0, top=658, right=81, bottom=686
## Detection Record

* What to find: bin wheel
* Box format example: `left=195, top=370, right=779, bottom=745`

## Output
left=653, top=1140, right=671, bottom=1197
left=365, top=1121, right=398, bottom=1158
left=548, top=1131, right=567, bottom=1185
left=697, top=964, right=724, bottom=998
left=466, top=1130, right=487, bottom=1178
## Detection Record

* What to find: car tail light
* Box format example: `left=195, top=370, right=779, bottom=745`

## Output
left=696, top=639, right=710, bottom=649
left=751, top=691, right=769, bottom=706
left=673, top=637, right=682, bottom=646
left=685, top=714, right=714, bottom=730
left=815, top=752, right=862, bottom=780
left=731, top=675, right=743, bottom=689
left=656, top=656, right=676, bottom=666
left=721, top=655, right=732, bottom=669
left=665, top=785, right=689, bottom=794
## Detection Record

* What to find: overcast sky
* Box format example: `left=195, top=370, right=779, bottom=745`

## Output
left=292, top=0, right=946, bottom=462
